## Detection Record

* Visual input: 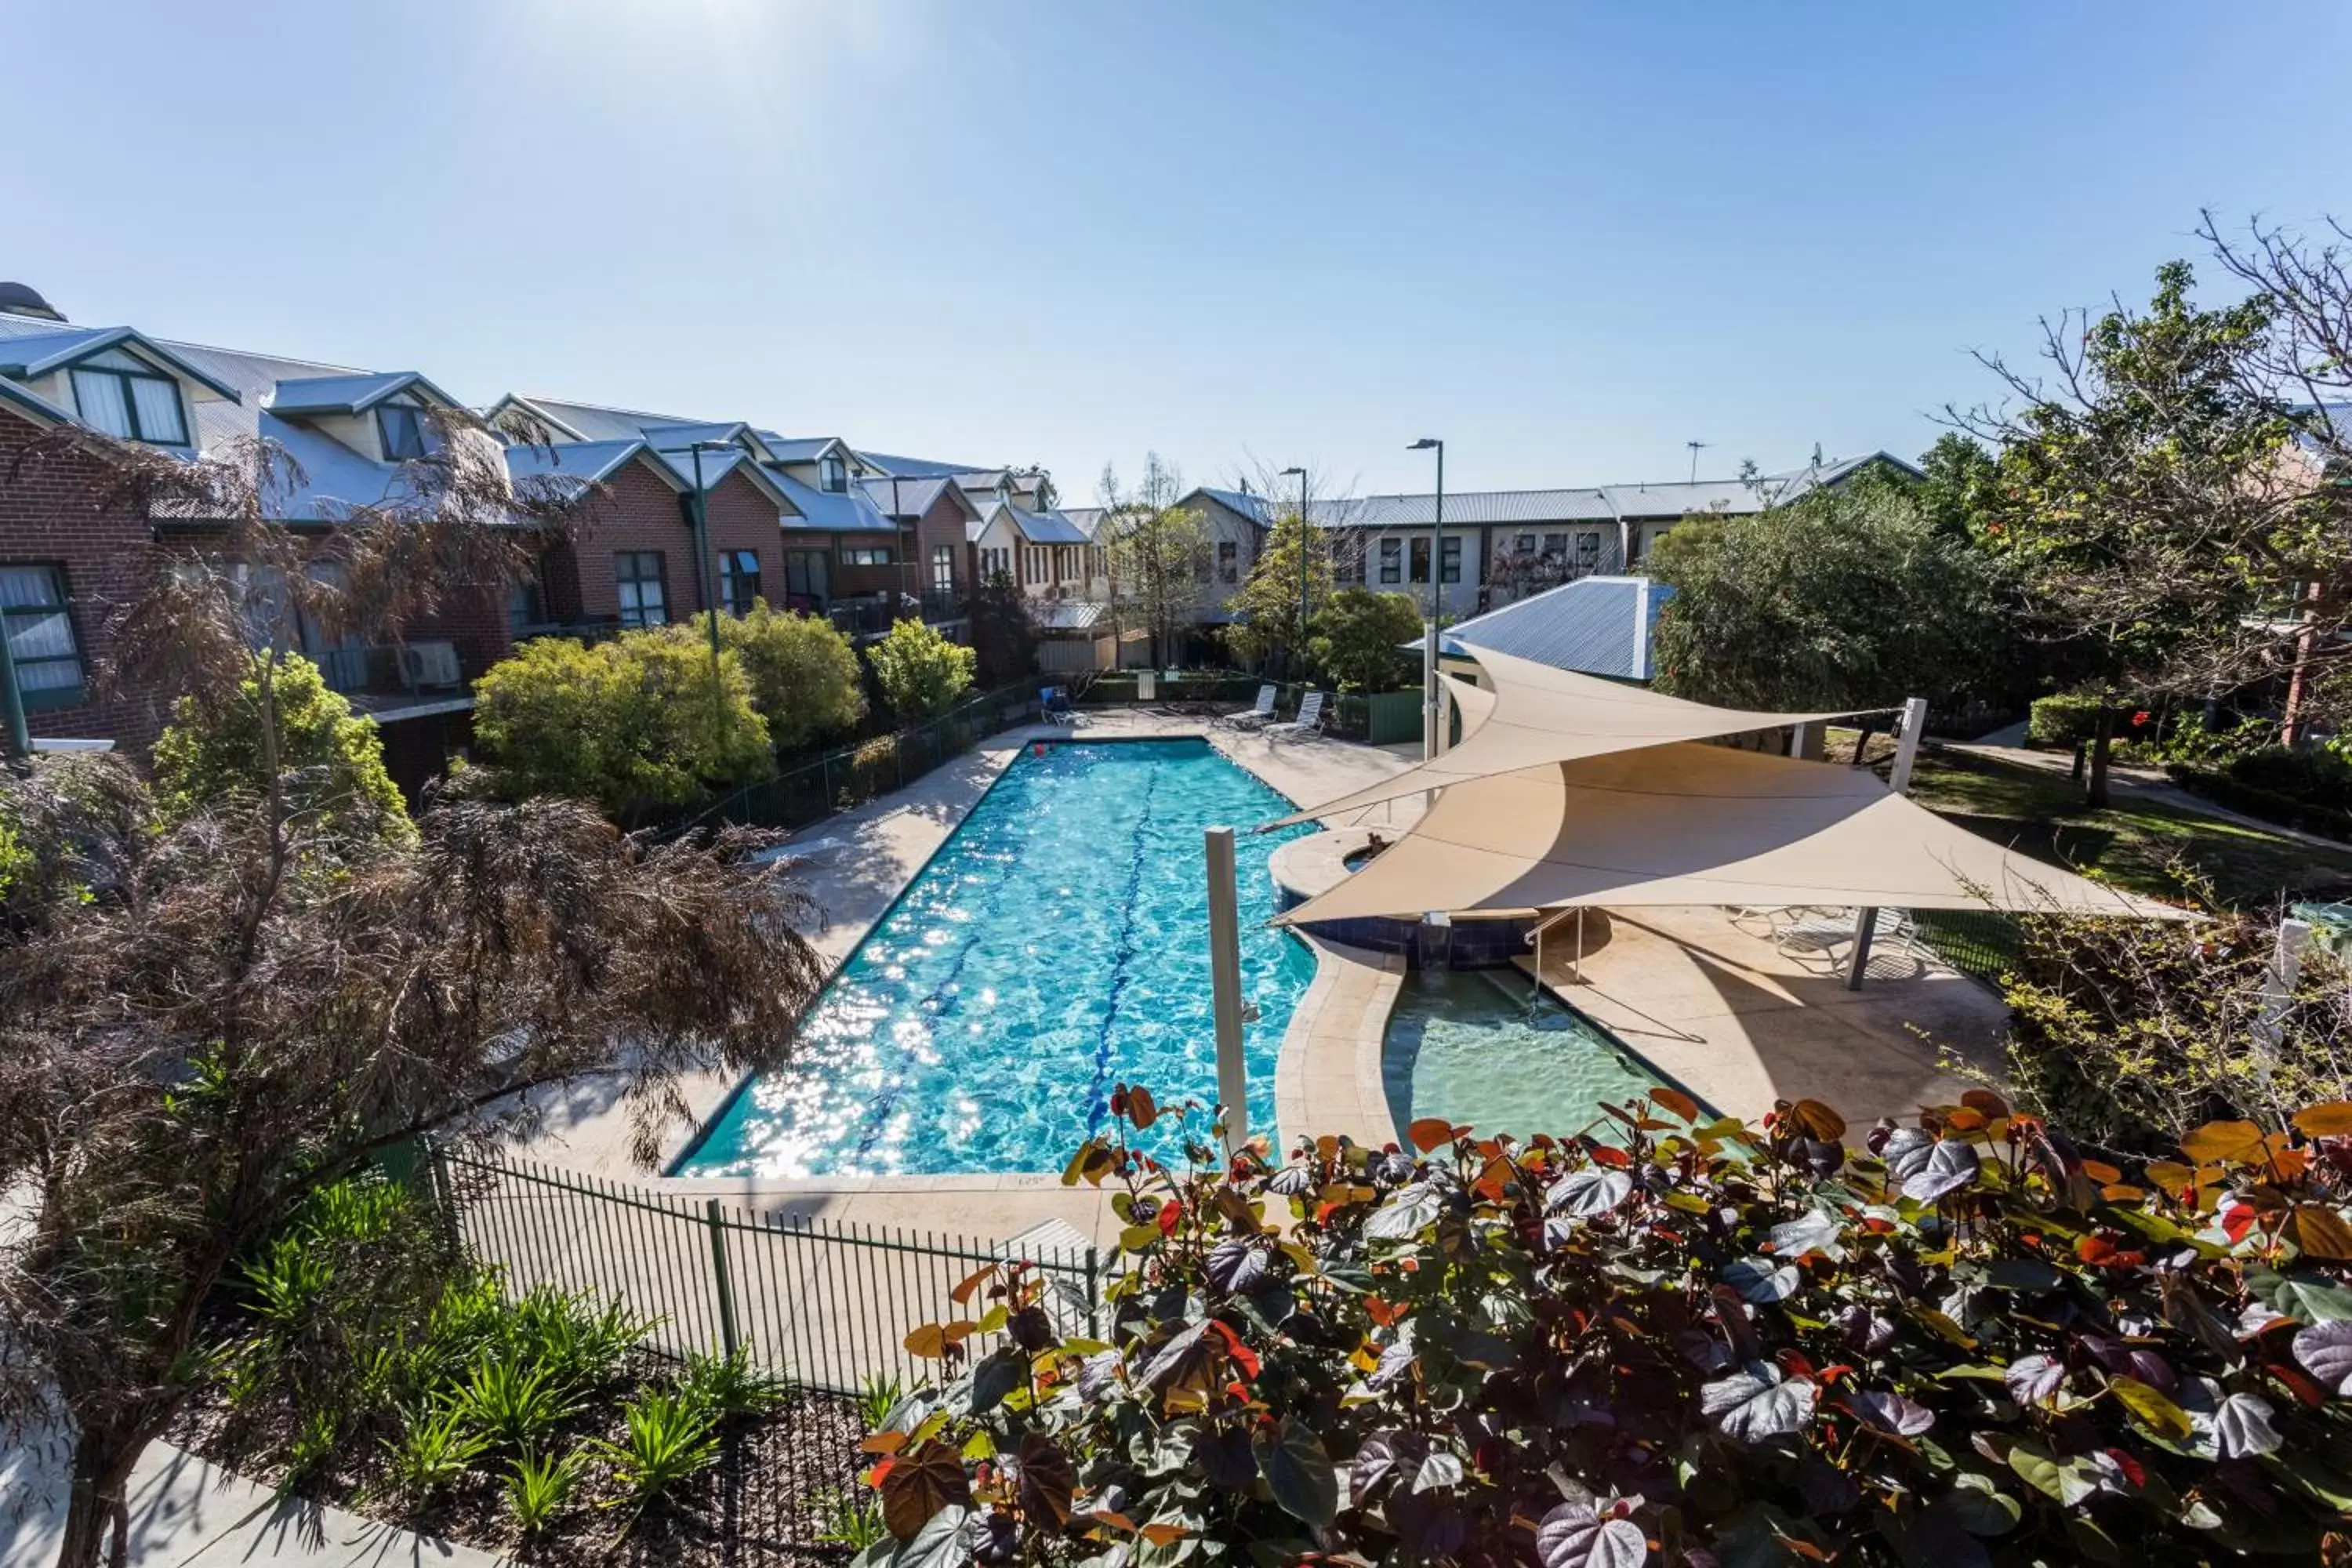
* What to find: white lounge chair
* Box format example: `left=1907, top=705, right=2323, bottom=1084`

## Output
left=1223, top=684, right=1280, bottom=730
left=1265, top=690, right=1327, bottom=742
left=1777, top=907, right=1915, bottom=968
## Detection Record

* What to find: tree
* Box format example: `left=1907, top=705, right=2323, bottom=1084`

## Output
left=967, top=568, right=1037, bottom=686
left=151, top=649, right=413, bottom=844
left=1098, top=454, right=1211, bottom=667
left=0, top=419, right=825, bottom=1568
left=866, top=617, right=975, bottom=723
left=1224, top=508, right=1337, bottom=674
left=1306, top=587, right=1423, bottom=693
left=678, top=601, right=864, bottom=753
left=472, top=633, right=773, bottom=820
left=1914, top=431, right=2004, bottom=545
left=1646, top=474, right=2013, bottom=716
left=1960, top=260, right=2350, bottom=800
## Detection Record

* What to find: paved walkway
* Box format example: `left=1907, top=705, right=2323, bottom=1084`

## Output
left=2, top=1432, right=495, bottom=1568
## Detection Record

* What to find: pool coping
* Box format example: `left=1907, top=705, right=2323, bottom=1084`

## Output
left=661, top=725, right=1333, bottom=1186
left=1274, top=935, right=1407, bottom=1151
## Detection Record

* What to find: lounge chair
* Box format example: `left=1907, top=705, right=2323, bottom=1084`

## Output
left=1222, top=684, right=1279, bottom=729
left=1777, top=907, right=1915, bottom=968
left=1265, top=690, right=1327, bottom=741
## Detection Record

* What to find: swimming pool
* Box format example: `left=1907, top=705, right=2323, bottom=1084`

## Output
left=676, top=739, right=1315, bottom=1178
left=1382, top=967, right=1669, bottom=1143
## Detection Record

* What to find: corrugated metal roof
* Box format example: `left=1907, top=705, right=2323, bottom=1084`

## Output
left=767, top=467, right=898, bottom=534
left=642, top=419, right=756, bottom=451
left=858, top=450, right=985, bottom=478
left=1060, top=506, right=1104, bottom=539
left=1012, top=506, right=1089, bottom=545
left=758, top=434, right=847, bottom=463
left=501, top=395, right=699, bottom=444
left=859, top=474, right=956, bottom=518
left=1409, top=575, right=1676, bottom=681
left=267, top=370, right=453, bottom=416
left=503, top=438, right=662, bottom=492
left=1035, top=601, right=1107, bottom=630
left=0, top=323, right=246, bottom=402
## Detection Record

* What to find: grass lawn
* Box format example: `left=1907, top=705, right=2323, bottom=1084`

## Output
left=1902, top=746, right=2352, bottom=909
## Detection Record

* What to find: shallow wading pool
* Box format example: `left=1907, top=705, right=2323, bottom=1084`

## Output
left=1382, top=967, right=1672, bottom=1142
left=675, top=739, right=1315, bottom=1178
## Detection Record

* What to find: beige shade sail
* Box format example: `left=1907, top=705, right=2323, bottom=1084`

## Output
left=1266, top=646, right=1875, bottom=828
left=1272, top=741, right=2193, bottom=926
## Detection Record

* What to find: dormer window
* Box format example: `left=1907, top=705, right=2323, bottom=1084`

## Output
left=819, top=454, right=848, bottom=493
left=70, top=350, right=188, bottom=445
left=377, top=401, right=427, bottom=462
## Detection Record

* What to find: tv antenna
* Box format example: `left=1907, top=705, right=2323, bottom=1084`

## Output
left=1686, top=440, right=1709, bottom=483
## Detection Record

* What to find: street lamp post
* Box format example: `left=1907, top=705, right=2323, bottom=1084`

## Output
left=1278, top=465, right=1308, bottom=677
left=687, top=440, right=732, bottom=716
left=1408, top=437, right=1445, bottom=758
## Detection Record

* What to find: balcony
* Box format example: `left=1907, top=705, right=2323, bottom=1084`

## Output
left=513, top=619, right=627, bottom=648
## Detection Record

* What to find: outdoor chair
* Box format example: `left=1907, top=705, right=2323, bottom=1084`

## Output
left=1265, top=690, right=1327, bottom=742
left=1222, top=684, right=1280, bottom=730
left=1776, top=907, right=1918, bottom=971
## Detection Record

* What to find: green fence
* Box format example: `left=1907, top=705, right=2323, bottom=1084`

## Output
left=427, top=1142, right=1104, bottom=1396
left=1911, top=907, right=2023, bottom=989
left=689, top=680, right=1041, bottom=835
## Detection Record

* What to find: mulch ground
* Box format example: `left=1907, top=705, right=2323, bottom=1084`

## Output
left=172, top=1371, right=867, bottom=1566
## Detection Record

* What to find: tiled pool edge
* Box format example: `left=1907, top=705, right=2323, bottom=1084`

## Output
left=1275, top=935, right=1406, bottom=1151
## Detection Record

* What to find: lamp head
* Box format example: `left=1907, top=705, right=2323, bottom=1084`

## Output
left=1408, top=437, right=1441, bottom=451
left=1277, top=466, right=1305, bottom=477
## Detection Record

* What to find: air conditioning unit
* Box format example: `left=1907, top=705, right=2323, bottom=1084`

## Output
left=396, top=641, right=463, bottom=689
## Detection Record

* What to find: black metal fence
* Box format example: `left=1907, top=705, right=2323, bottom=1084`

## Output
left=1911, top=907, right=2024, bottom=989
left=426, top=1142, right=1103, bottom=1396
left=689, top=680, right=1041, bottom=835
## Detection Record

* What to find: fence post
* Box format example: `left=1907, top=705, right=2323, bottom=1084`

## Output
left=704, top=1198, right=741, bottom=1360
left=423, top=1136, right=463, bottom=1258
left=1084, top=1247, right=1102, bottom=1341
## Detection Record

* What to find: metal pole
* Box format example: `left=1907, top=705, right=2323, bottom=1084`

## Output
left=1421, top=442, right=1445, bottom=758
left=1296, top=468, right=1309, bottom=666
left=0, top=603, right=31, bottom=770
left=1848, top=696, right=1929, bottom=991
left=2255, top=917, right=2311, bottom=1112
left=690, top=445, right=724, bottom=716
left=1204, top=826, right=1249, bottom=1155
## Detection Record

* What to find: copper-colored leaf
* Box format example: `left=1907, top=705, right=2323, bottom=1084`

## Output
left=2294, top=1204, right=2352, bottom=1261
left=949, top=1264, right=999, bottom=1306
left=880, top=1440, right=969, bottom=1541
left=2297, top=1102, right=2352, bottom=1137
left=1408, top=1117, right=1457, bottom=1153
left=2180, top=1119, right=2267, bottom=1165
left=1128, top=1085, right=1159, bottom=1130
left=1650, top=1086, right=1701, bottom=1123
left=1962, top=1088, right=2011, bottom=1120
left=1789, top=1099, right=1846, bottom=1142
left=903, top=1323, right=949, bottom=1359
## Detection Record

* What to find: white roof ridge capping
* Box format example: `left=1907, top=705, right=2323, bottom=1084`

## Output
left=1261, top=644, right=1877, bottom=829
left=1269, top=738, right=2192, bottom=926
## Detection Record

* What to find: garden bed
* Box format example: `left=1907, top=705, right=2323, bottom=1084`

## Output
left=172, top=1350, right=869, bottom=1566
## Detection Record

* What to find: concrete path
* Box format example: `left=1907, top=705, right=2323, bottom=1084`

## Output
left=2, top=1431, right=496, bottom=1568
left=1932, top=738, right=2352, bottom=854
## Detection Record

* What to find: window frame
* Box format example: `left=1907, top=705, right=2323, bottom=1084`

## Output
left=1218, top=539, right=1240, bottom=584
left=1440, top=535, right=1463, bottom=585
left=1409, top=537, right=1431, bottom=584
left=614, top=550, right=669, bottom=627
left=840, top=546, right=893, bottom=568
left=1378, top=537, right=1403, bottom=585
left=0, top=563, right=89, bottom=710
left=931, top=543, right=955, bottom=595
left=377, top=401, right=427, bottom=462
left=70, top=361, right=189, bottom=445
left=819, top=454, right=849, bottom=493
left=717, top=548, right=763, bottom=615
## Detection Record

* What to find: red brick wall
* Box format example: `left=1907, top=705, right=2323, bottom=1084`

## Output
left=544, top=459, right=783, bottom=623
left=914, top=495, right=968, bottom=602
left=0, top=411, right=168, bottom=751
left=702, top=467, right=782, bottom=612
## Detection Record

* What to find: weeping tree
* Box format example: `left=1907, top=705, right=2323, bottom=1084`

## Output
left=0, top=418, right=828, bottom=1568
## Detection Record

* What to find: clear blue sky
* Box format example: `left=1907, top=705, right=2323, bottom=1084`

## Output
left=8, top=1, right=2342, bottom=498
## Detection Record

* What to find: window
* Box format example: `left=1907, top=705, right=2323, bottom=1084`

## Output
left=1378, top=538, right=1403, bottom=585
left=717, top=548, right=763, bottom=615
left=69, top=350, right=188, bottom=445
left=1409, top=538, right=1431, bottom=584
left=615, top=551, right=666, bottom=626
left=508, top=577, right=544, bottom=633
left=931, top=544, right=955, bottom=595
left=1515, top=533, right=1537, bottom=557
left=1440, top=536, right=1462, bottom=585
left=841, top=546, right=893, bottom=568
left=1541, top=532, right=1567, bottom=561
left=819, top=455, right=848, bottom=493
left=1575, top=531, right=1602, bottom=572
left=784, top=549, right=829, bottom=601
left=377, top=402, right=427, bottom=461
left=1218, top=540, right=1239, bottom=584
left=979, top=546, right=1011, bottom=581
left=0, top=564, right=85, bottom=708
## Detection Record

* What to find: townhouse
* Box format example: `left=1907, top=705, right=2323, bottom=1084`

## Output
left=1178, top=452, right=1919, bottom=622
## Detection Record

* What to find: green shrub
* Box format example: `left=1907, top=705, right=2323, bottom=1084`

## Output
left=2026, top=690, right=2111, bottom=746
left=1306, top=588, right=1423, bottom=693
left=2168, top=761, right=2352, bottom=840
left=864, top=1087, right=2352, bottom=1564
left=866, top=618, right=976, bottom=723
left=2228, top=743, right=2352, bottom=811
left=506, top=1286, right=648, bottom=1399
left=679, top=1345, right=789, bottom=1421
left=379, top=1404, right=488, bottom=1503
left=596, top=1388, right=720, bottom=1517
left=153, top=651, right=412, bottom=844
left=505, top=1446, right=588, bottom=1537
left=674, top=602, right=865, bottom=753
left=473, top=631, right=771, bottom=818
left=450, top=1357, right=583, bottom=1456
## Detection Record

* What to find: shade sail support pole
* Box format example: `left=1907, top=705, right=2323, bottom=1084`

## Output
left=1205, top=826, right=1249, bottom=1155
left=1849, top=696, right=1929, bottom=992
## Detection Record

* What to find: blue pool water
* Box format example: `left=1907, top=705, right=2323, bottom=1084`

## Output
left=1383, top=968, right=1668, bottom=1144
left=677, top=740, right=1316, bottom=1177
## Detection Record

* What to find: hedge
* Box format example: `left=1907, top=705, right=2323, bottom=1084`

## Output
left=2026, top=692, right=2111, bottom=747
left=2168, top=761, right=2352, bottom=842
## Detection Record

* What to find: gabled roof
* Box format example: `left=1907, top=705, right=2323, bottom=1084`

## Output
left=1061, top=506, right=1105, bottom=539
left=0, top=375, right=71, bottom=427
left=858, top=449, right=985, bottom=479
left=758, top=434, right=851, bottom=464
left=657, top=446, right=797, bottom=511
left=0, top=321, right=245, bottom=402
left=641, top=419, right=762, bottom=454
left=766, top=467, right=895, bottom=534
left=267, top=370, right=458, bottom=416
left=1410, top=575, right=1675, bottom=682
left=1011, top=505, right=1090, bottom=546
left=503, top=437, right=682, bottom=495
left=488, top=394, right=699, bottom=444
left=858, top=474, right=976, bottom=521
